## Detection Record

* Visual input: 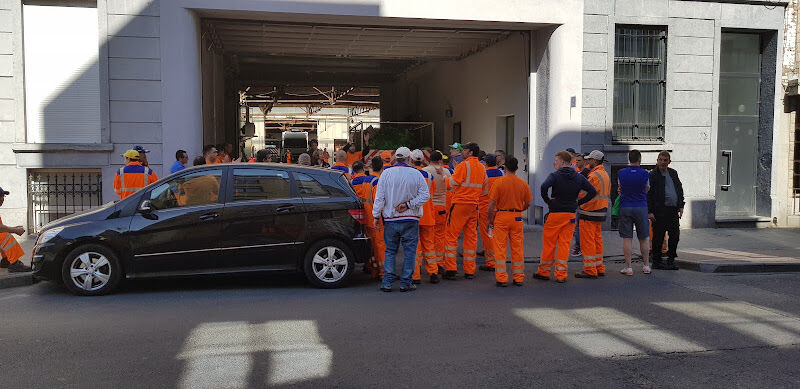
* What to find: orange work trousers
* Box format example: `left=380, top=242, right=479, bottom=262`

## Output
left=578, top=219, right=604, bottom=276
left=445, top=203, right=479, bottom=274
left=433, top=205, right=448, bottom=269
left=413, top=225, right=438, bottom=279
left=537, top=212, right=575, bottom=281
left=494, top=212, right=525, bottom=283
left=368, top=226, right=385, bottom=278
left=478, top=206, right=496, bottom=268
left=0, top=232, right=24, bottom=264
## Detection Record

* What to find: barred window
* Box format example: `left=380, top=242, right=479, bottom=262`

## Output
left=613, top=26, right=667, bottom=142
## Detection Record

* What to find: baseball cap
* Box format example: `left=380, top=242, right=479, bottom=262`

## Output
left=394, top=147, right=411, bottom=159
left=565, top=148, right=576, bottom=154
left=133, top=145, right=149, bottom=154
left=380, top=150, right=392, bottom=162
left=437, top=150, right=449, bottom=161
left=410, top=149, right=424, bottom=161
left=123, top=150, right=140, bottom=160
left=0, top=187, right=9, bottom=195
left=483, top=154, right=497, bottom=166
left=586, top=150, right=604, bottom=161
left=449, top=142, right=463, bottom=151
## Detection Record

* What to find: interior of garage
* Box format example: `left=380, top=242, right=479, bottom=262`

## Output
left=198, top=17, right=535, bottom=160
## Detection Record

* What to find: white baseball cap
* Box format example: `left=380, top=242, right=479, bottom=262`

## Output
left=395, top=147, right=411, bottom=158
left=410, top=149, right=424, bottom=161
left=586, top=150, right=604, bottom=161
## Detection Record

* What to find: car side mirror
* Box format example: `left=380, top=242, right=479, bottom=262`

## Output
left=138, top=200, right=157, bottom=220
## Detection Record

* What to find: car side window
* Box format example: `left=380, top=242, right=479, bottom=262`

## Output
left=232, top=168, right=291, bottom=201
left=149, top=169, right=222, bottom=210
left=295, top=173, right=329, bottom=197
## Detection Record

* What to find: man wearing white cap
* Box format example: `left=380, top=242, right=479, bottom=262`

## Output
left=372, top=147, right=430, bottom=292
left=575, top=150, right=611, bottom=278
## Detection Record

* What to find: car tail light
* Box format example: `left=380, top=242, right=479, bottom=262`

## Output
left=348, top=209, right=367, bottom=224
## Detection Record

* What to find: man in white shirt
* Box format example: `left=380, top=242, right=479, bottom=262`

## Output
left=372, top=147, right=430, bottom=292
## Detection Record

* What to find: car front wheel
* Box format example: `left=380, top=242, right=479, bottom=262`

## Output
left=61, top=244, right=123, bottom=296
left=303, top=239, right=354, bottom=288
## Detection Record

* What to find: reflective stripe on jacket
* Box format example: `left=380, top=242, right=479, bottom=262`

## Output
left=415, top=166, right=437, bottom=226
left=578, top=165, right=610, bottom=221
left=113, top=162, right=158, bottom=199
left=352, top=173, right=377, bottom=228
left=447, top=156, right=487, bottom=205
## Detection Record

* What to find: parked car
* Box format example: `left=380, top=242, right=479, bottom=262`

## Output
left=31, top=163, right=371, bottom=295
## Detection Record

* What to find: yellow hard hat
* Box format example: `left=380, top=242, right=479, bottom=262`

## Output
left=124, top=149, right=140, bottom=160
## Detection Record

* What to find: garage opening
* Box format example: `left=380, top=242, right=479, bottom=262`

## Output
left=199, top=17, right=533, bottom=164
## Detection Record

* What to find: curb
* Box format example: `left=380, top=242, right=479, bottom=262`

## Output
left=675, top=259, right=800, bottom=273
left=0, top=273, right=34, bottom=290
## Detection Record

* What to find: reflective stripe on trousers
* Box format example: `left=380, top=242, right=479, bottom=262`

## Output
left=537, top=212, right=574, bottom=281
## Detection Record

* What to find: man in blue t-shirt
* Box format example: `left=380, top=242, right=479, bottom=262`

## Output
left=617, top=149, right=651, bottom=276
left=170, top=149, right=188, bottom=174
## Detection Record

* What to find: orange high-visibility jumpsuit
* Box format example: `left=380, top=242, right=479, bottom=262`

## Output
left=577, top=165, right=611, bottom=276
left=490, top=174, right=532, bottom=283
left=0, top=217, right=24, bottom=265
left=537, top=213, right=574, bottom=281
left=413, top=167, right=438, bottom=280
left=423, top=164, right=451, bottom=272
left=113, top=162, right=158, bottom=199
left=345, top=150, right=363, bottom=167
left=445, top=156, right=487, bottom=275
left=369, top=172, right=385, bottom=276
left=478, top=166, right=505, bottom=269
left=352, top=173, right=380, bottom=278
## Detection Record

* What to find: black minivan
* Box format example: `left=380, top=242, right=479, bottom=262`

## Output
left=31, top=163, right=371, bottom=295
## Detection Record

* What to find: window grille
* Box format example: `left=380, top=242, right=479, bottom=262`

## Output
left=27, top=170, right=103, bottom=234
left=613, top=26, right=667, bottom=142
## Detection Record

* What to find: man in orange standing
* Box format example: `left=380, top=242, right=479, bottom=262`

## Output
left=368, top=156, right=386, bottom=278
left=351, top=161, right=380, bottom=278
left=114, top=150, right=159, bottom=200
left=0, top=187, right=30, bottom=273
left=488, top=157, right=531, bottom=286
left=380, top=150, right=393, bottom=169
left=477, top=154, right=504, bottom=271
left=423, top=151, right=451, bottom=277
left=410, top=150, right=440, bottom=284
left=443, top=142, right=487, bottom=280
left=575, top=150, right=610, bottom=279
left=535, top=151, right=596, bottom=283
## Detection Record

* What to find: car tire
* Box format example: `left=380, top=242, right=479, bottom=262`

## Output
left=61, top=244, right=123, bottom=296
left=303, top=239, right=355, bottom=289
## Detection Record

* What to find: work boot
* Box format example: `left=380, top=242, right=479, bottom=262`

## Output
left=430, top=274, right=440, bottom=284
left=555, top=278, right=567, bottom=283
left=400, top=284, right=417, bottom=292
left=664, top=258, right=680, bottom=270
left=513, top=281, right=523, bottom=287
left=438, top=266, right=446, bottom=275
left=443, top=270, right=458, bottom=280
left=496, top=281, right=508, bottom=287
left=7, top=261, right=31, bottom=273
left=651, top=255, right=666, bottom=270
left=412, top=279, right=421, bottom=285
left=477, top=250, right=485, bottom=257
left=597, top=271, right=606, bottom=277
left=532, top=273, right=550, bottom=281
left=574, top=272, right=597, bottom=279
left=0, top=257, right=9, bottom=268
left=464, top=273, right=475, bottom=280
left=478, top=265, right=494, bottom=272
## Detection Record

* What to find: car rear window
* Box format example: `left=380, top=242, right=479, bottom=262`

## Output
left=295, top=172, right=329, bottom=197
left=232, top=168, right=291, bottom=201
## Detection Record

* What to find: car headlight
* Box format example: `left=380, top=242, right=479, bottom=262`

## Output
left=37, top=227, right=64, bottom=245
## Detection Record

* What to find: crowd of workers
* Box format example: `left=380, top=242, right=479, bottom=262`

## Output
left=97, top=137, right=684, bottom=292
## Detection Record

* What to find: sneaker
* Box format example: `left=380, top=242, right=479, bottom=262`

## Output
left=430, top=274, right=440, bottom=284
left=380, top=286, right=392, bottom=292
left=570, top=249, right=582, bottom=257
left=0, top=257, right=9, bottom=268
left=642, top=266, right=652, bottom=274
left=574, top=272, right=598, bottom=279
left=443, top=271, right=458, bottom=280
left=400, top=284, right=417, bottom=292
left=464, top=273, right=475, bottom=280
left=412, top=279, right=422, bottom=285
left=478, top=265, right=494, bottom=272
left=496, top=281, right=508, bottom=287
left=620, top=267, right=633, bottom=276
left=7, top=261, right=31, bottom=273
left=532, top=273, right=550, bottom=281
left=513, top=281, right=523, bottom=287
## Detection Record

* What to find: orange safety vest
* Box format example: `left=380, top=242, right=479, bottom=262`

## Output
left=447, top=156, right=487, bottom=205
left=415, top=166, right=437, bottom=226
left=0, top=217, right=24, bottom=263
left=579, top=165, right=611, bottom=213
left=346, top=150, right=363, bottom=167
left=352, top=173, right=376, bottom=228
left=113, top=162, right=158, bottom=199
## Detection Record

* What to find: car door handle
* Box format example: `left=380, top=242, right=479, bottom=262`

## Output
left=275, top=205, right=295, bottom=214
left=199, top=212, right=219, bottom=221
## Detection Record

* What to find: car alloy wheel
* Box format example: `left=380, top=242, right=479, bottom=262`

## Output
left=68, top=252, right=112, bottom=292
left=311, top=246, right=349, bottom=283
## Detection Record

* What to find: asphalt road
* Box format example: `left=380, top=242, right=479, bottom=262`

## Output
left=2, top=262, right=800, bottom=388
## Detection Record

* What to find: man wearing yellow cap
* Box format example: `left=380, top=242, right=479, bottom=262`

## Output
left=114, top=150, right=158, bottom=200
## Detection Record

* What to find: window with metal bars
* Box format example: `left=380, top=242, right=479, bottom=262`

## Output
left=613, top=26, right=667, bottom=142
left=27, top=170, right=103, bottom=234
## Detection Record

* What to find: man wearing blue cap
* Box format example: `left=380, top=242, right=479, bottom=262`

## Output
left=133, top=145, right=150, bottom=167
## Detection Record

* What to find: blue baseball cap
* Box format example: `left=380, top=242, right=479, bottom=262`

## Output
left=0, top=187, right=8, bottom=195
left=133, top=145, right=149, bottom=153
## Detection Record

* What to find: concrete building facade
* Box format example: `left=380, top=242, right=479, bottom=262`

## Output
left=0, top=0, right=792, bottom=234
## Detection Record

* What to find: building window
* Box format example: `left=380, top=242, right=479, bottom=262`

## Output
left=613, top=26, right=667, bottom=142
left=27, top=170, right=103, bottom=234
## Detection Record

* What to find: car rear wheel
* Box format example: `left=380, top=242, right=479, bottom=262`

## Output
left=61, top=244, right=122, bottom=296
left=303, top=239, right=354, bottom=288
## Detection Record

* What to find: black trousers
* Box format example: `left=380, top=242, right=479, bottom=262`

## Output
left=652, top=207, right=680, bottom=259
